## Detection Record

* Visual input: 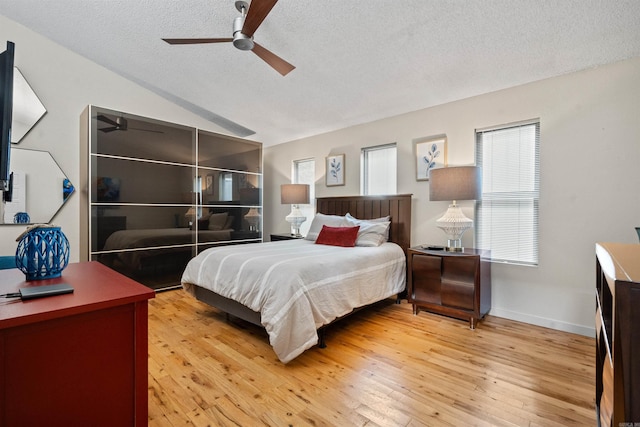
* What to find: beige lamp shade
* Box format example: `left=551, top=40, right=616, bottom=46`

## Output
left=429, top=166, right=482, bottom=201
left=428, top=166, right=482, bottom=252
left=281, top=184, right=310, bottom=237
left=281, top=184, right=310, bottom=205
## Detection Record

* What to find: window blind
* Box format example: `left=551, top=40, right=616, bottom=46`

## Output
left=361, top=143, right=397, bottom=195
left=293, top=158, right=315, bottom=235
left=475, top=121, right=540, bottom=265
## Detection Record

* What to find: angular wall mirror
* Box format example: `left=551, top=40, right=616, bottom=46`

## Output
left=11, top=67, right=47, bottom=144
left=1, top=148, right=75, bottom=224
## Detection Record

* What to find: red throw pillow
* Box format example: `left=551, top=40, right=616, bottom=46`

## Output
left=315, top=225, right=360, bottom=247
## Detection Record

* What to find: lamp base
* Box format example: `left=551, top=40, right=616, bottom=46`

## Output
left=436, top=203, right=472, bottom=253
left=445, top=238, right=464, bottom=252
left=285, top=205, right=306, bottom=238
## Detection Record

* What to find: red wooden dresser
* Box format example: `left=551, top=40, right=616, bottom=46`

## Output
left=0, top=261, right=155, bottom=427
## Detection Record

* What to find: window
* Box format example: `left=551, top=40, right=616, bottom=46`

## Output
left=361, top=143, right=397, bottom=195
left=219, top=172, right=233, bottom=202
left=293, top=158, right=315, bottom=235
left=475, top=120, right=540, bottom=265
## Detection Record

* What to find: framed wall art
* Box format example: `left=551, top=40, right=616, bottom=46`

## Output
left=205, top=174, right=214, bottom=195
left=326, top=154, right=345, bottom=186
left=415, top=135, right=447, bottom=181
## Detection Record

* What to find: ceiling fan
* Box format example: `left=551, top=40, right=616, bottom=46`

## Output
left=97, top=115, right=163, bottom=134
left=162, top=0, right=295, bottom=76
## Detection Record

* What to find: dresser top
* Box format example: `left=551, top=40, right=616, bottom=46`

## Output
left=596, top=242, right=640, bottom=283
left=0, top=261, right=155, bottom=329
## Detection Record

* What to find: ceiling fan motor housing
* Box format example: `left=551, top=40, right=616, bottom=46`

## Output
left=116, top=117, right=128, bottom=131
left=232, top=15, right=254, bottom=50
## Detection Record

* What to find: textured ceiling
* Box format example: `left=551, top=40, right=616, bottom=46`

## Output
left=1, top=1, right=640, bottom=147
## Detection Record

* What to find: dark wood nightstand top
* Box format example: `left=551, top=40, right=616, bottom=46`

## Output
left=270, top=233, right=304, bottom=241
left=409, top=245, right=489, bottom=257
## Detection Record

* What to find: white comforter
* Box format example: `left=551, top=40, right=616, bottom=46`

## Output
left=181, top=239, right=406, bottom=363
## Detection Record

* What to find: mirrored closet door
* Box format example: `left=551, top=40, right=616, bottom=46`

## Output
left=81, top=106, right=262, bottom=290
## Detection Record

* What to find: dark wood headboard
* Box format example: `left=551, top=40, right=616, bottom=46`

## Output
left=316, top=194, right=412, bottom=254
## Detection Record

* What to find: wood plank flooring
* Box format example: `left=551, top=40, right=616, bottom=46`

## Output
left=148, top=289, right=595, bottom=426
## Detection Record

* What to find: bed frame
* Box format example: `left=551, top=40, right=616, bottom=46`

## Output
left=192, top=194, right=413, bottom=347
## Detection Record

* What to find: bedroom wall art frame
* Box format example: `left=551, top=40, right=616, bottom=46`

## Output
left=415, top=135, right=447, bottom=181
left=326, top=154, right=345, bottom=186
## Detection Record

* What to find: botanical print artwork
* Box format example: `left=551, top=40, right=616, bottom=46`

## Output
left=423, top=143, right=441, bottom=171
left=326, top=154, right=345, bottom=186
left=415, top=136, right=447, bottom=181
left=330, top=158, right=341, bottom=179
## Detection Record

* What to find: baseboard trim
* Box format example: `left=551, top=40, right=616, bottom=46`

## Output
left=489, top=307, right=595, bottom=338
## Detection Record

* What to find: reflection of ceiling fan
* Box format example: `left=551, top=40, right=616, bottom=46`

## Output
left=97, top=115, right=163, bottom=133
left=162, top=0, right=295, bottom=76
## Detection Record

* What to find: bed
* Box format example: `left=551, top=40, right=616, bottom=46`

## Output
left=181, top=194, right=412, bottom=363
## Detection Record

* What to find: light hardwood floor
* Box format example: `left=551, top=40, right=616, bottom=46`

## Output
left=148, top=289, right=595, bottom=426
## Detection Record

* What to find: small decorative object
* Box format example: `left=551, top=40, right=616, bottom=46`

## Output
left=63, top=178, right=75, bottom=201
left=429, top=166, right=482, bottom=252
left=244, top=207, right=261, bottom=232
left=13, top=211, right=30, bottom=224
left=281, top=184, right=310, bottom=237
left=184, top=207, right=197, bottom=228
left=15, top=224, right=70, bottom=280
left=326, top=154, right=345, bottom=186
left=96, top=176, right=120, bottom=202
left=415, top=135, right=447, bottom=181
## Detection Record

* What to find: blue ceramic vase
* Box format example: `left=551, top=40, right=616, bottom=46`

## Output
left=16, top=226, right=70, bottom=280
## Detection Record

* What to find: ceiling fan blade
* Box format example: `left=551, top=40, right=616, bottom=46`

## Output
left=129, top=127, right=165, bottom=134
left=97, top=114, right=118, bottom=127
left=99, top=127, right=118, bottom=133
left=252, top=42, right=295, bottom=76
left=242, top=0, right=278, bottom=37
left=163, top=38, right=233, bottom=45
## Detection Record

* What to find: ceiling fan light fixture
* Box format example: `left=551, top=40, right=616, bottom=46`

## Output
left=232, top=13, right=254, bottom=50
left=233, top=34, right=254, bottom=51
left=116, top=117, right=128, bottom=131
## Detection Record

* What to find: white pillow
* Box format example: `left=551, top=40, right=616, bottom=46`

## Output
left=305, top=213, right=348, bottom=241
left=208, top=212, right=229, bottom=230
left=345, top=213, right=391, bottom=242
left=344, top=213, right=391, bottom=247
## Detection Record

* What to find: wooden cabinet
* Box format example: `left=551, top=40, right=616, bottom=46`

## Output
left=407, top=246, right=491, bottom=329
left=595, top=243, right=640, bottom=426
left=0, top=262, right=155, bottom=427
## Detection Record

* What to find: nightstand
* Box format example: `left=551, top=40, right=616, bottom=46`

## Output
left=231, top=231, right=261, bottom=241
left=407, top=245, right=491, bottom=329
left=270, top=233, right=303, bottom=241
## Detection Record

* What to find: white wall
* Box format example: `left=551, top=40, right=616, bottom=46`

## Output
left=265, top=56, right=640, bottom=337
left=0, top=15, right=231, bottom=260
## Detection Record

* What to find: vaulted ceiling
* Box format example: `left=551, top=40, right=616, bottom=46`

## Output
left=1, top=1, right=640, bottom=146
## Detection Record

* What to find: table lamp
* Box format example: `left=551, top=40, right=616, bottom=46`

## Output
left=429, top=166, right=482, bottom=252
left=281, top=184, right=310, bottom=237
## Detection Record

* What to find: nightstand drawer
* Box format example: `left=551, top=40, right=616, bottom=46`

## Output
left=441, top=279, right=474, bottom=310
left=410, top=254, right=442, bottom=304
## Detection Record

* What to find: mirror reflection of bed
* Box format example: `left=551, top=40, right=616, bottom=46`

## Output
left=96, top=206, right=254, bottom=290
